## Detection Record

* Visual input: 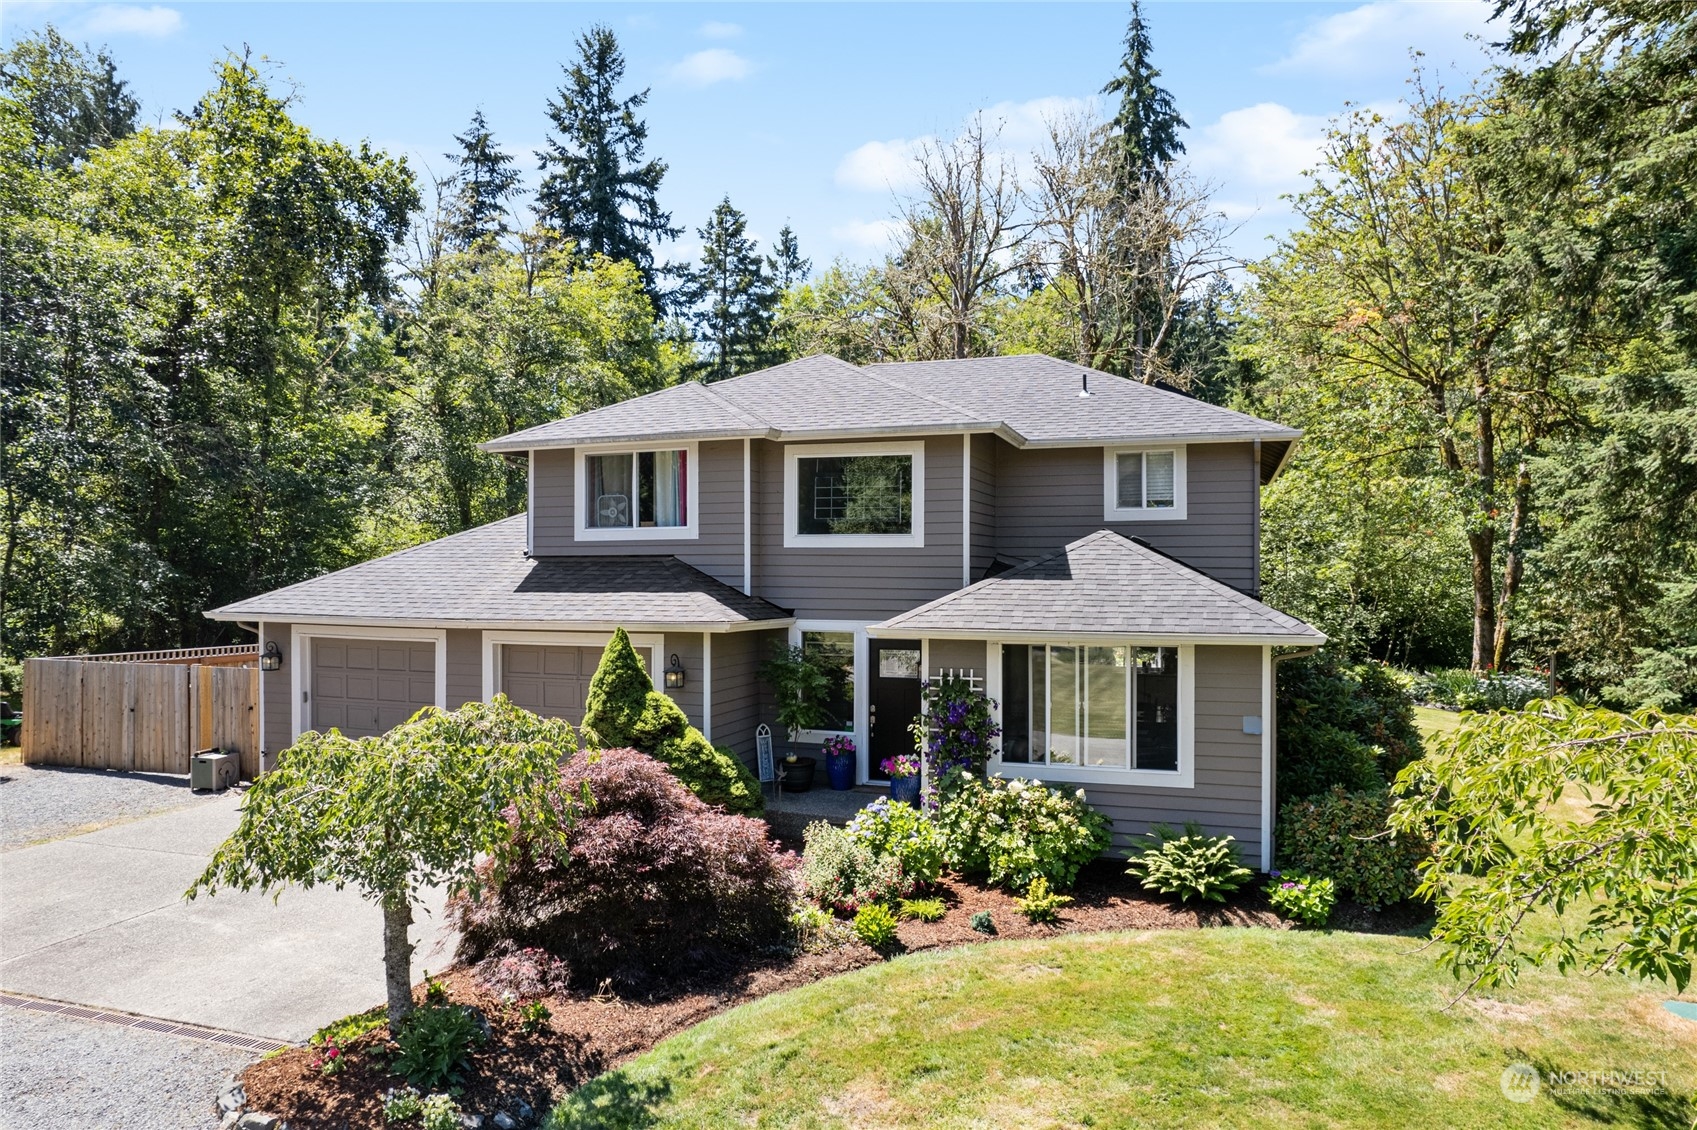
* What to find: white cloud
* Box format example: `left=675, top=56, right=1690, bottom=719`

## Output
left=1265, top=0, right=1493, bottom=77
left=831, top=219, right=902, bottom=250
left=981, top=95, right=1098, bottom=152
left=1190, top=102, right=1329, bottom=199
left=81, top=4, right=182, bottom=37
left=698, top=21, right=742, bottom=40
left=668, top=48, right=751, bottom=87
left=835, top=136, right=932, bottom=193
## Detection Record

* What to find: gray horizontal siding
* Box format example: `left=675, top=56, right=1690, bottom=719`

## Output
left=260, top=621, right=292, bottom=764
left=1076, top=644, right=1266, bottom=860
left=929, top=638, right=987, bottom=679
left=994, top=441, right=1258, bottom=591
left=529, top=441, right=747, bottom=592
left=446, top=629, right=482, bottom=710
left=752, top=436, right=964, bottom=620
left=661, top=631, right=705, bottom=732
left=708, top=627, right=783, bottom=766
left=970, top=432, right=996, bottom=582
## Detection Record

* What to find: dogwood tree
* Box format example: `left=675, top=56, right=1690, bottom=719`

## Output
left=187, top=697, right=578, bottom=1026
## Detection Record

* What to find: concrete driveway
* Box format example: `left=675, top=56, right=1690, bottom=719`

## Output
left=0, top=791, right=454, bottom=1043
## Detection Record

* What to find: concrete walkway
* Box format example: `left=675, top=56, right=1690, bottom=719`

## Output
left=0, top=793, right=454, bottom=1043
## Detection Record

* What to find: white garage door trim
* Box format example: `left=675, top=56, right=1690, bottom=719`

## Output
left=481, top=630, right=664, bottom=704
left=290, top=624, right=448, bottom=742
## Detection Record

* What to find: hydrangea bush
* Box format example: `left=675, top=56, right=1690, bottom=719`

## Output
left=934, top=772, right=1112, bottom=892
left=800, top=820, right=914, bottom=913
left=844, top=796, right=945, bottom=887
left=1265, top=871, right=1336, bottom=927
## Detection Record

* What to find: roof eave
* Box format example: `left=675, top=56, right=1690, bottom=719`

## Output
left=202, top=611, right=796, bottom=633
left=479, top=427, right=775, bottom=454
left=1014, top=428, right=1302, bottom=450
left=867, top=625, right=1327, bottom=646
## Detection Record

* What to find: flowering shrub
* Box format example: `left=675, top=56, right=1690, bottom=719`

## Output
left=471, top=947, right=570, bottom=1001
left=1125, top=822, right=1253, bottom=904
left=1411, top=668, right=1547, bottom=712
left=934, top=772, right=1113, bottom=892
left=880, top=753, right=921, bottom=778
left=420, top=1093, right=461, bottom=1130
left=910, top=679, right=1000, bottom=793
left=451, top=748, right=797, bottom=989
left=384, top=1088, right=424, bottom=1122
left=1265, top=871, right=1336, bottom=927
left=800, top=820, right=913, bottom=912
left=845, top=796, right=945, bottom=887
left=823, top=735, right=855, bottom=759
left=1277, top=786, right=1427, bottom=909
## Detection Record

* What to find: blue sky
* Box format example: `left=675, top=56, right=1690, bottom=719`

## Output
left=4, top=1, right=1502, bottom=268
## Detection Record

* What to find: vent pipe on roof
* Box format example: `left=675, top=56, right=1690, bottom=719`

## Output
left=1079, top=371, right=1091, bottom=398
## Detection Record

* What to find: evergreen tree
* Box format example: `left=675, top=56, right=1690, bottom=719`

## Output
left=535, top=25, right=679, bottom=307
left=770, top=224, right=810, bottom=289
left=443, top=110, right=520, bottom=250
left=678, top=196, right=780, bottom=382
left=1100, top=0, right=1187, bottom=188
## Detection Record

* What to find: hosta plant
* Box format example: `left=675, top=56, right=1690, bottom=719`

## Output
left=1126, top=822, right=1252, bottom=904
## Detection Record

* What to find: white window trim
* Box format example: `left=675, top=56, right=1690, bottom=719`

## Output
left=1104, top=444, right=1188, bottom=522
left=784, top=440, right=925, bottom=549
left=480, top=630, right=664, bottom=703
left=289, top=624, right=448, bottom=743
left=574, top=441, right=701, bottom=542
left=788, top=621, right=869, bottom=760
left=986, top=641, right=1195, bottom=789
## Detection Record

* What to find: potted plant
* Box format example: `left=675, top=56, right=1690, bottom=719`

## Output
left=760, top=645, right=829, bottom=792
left=882, top=753, right=922, bottom=806
left=823, top=735, right=856, bottom=791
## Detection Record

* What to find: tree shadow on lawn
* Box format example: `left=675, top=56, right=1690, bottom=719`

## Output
left=1523, top=1050, right=1695, bottom=1129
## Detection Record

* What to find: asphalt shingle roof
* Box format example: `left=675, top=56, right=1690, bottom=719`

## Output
left=875, top=530, right=1325, bottom=642
left=481, top=353, right=1298, bottom=459
left=205, top=516, right=791, bottom=628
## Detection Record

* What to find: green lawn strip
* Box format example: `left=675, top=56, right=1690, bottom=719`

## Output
left=1414, top=705, right=1462, bottom=744
left=552, top=929, right=1695, bottom=1129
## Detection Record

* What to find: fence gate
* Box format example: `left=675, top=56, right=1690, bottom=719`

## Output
left=20, top=647, right=259, bottom=778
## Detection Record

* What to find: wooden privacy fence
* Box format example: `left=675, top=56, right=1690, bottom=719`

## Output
left=21, top=652, right=261, bottom=779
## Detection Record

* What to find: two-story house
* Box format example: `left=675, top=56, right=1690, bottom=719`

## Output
left=207, top=354, right=1324, bottom=867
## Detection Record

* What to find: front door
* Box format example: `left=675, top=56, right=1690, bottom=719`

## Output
left=868, top=639, right=923, bottom=782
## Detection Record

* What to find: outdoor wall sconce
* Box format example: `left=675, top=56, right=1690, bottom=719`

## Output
left=260, top=641, right=283, bottom=672
left=664, top=653, right=686, bottom=689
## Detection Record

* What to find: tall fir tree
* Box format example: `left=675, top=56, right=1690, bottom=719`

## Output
left=770, top=224, right=811, bottom=289
left=535, top=25, right=679, bottom=308
left=679, top=197, right=780, bottom=382
left=1100, top=0, right=1187, bottom=187
left=443, top=110, right=521, bottom=251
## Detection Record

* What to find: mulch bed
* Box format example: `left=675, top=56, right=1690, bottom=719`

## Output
left=238, top=860, right=1427, bottom=1128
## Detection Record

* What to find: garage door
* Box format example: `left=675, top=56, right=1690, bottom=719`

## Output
left=501, top=644, right=651, bottom=725
left=312, top=638, right=436, bottom=738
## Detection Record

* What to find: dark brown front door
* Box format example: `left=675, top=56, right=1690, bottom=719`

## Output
left=868, top=639, right=923, bottom=782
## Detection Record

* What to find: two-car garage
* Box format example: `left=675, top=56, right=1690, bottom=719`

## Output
left=309, top=638, right=437, bottom=739
left=498, top=643, right=652, bottom=724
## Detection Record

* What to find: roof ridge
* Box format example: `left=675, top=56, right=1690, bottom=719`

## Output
left=1084, top=531, right=1305, bottom=627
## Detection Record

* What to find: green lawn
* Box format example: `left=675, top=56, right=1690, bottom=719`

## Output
left=1414, top=705, right=1462, bottom=744
left=551, top=928, right=1695, bottom=1129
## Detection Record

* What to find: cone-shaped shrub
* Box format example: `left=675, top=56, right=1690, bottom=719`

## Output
left=450, top=747, right=796, bottom=989
left=581, top=628, right=763, bottom=816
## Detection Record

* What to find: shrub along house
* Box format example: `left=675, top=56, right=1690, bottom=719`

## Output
left=206, top=354, right=1323, bottom=868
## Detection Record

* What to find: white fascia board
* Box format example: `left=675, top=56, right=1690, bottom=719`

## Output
left=228, top=615, right=794, bottom=634
left=865, top=626, right=1327, bottom=646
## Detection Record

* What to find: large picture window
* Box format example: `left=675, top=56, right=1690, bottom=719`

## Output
left=1104, top=446, right=1187, bottom=521
left=578, top=446, right=694, bottom=539
left=784, top=442, right=925, bottom=547
left=999, top=644, right=1180, bottom=774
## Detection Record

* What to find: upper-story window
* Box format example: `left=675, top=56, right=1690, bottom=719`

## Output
left=784, top=441, right=925, bottom=548
left=576, top=444, right=699, bottom=541
left=1104, top=445, right=1188, bottom=521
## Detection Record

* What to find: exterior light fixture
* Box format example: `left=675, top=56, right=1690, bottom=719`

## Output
left=664, top=652, right=686, bottom=689
left=260, top=641, right=283, bottom=672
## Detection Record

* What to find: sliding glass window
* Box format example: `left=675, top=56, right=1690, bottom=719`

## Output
left=1002, top=644, right=1180, bottom=773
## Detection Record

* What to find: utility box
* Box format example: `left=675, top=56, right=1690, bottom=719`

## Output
left=191, top=750, right=236, bottom=792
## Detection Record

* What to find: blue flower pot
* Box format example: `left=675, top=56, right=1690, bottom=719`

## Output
left=826, top=752, right=855, bottom=791
left=889, top=773, right=921, bottom=806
